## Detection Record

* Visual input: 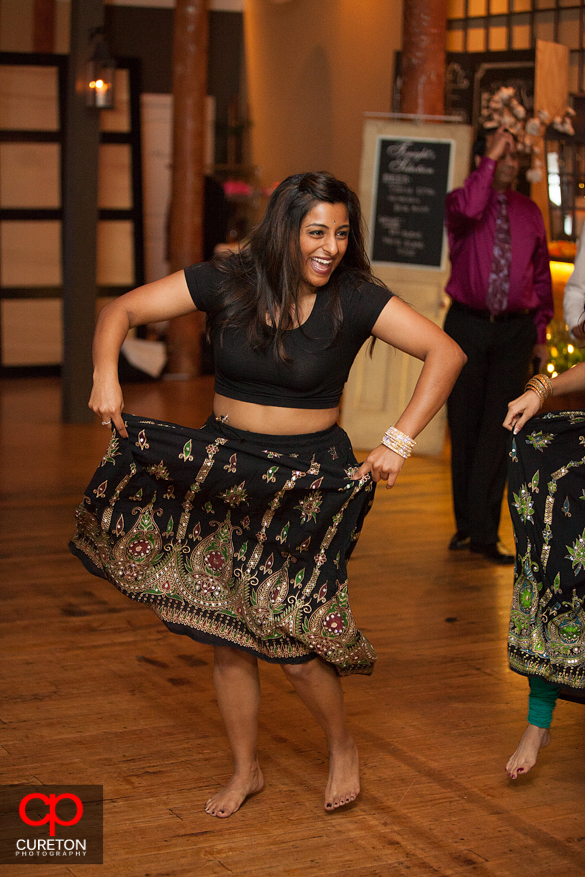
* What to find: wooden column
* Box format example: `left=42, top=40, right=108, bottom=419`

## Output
left=33, top=0, right=56, bottom=53
left=61, top=0, right=103, bottom=423
left=165, top=0, right=209, bottom=377
left=400, top=0, right=447, bottom=117
left=531, top=40, right=570, bottom=239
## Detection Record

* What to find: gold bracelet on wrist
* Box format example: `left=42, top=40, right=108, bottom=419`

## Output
left=525, top=373, right=553, bottom=410
left=528, top=373, right=553, bottom=397
left=381, top=426, right=417, bottom=459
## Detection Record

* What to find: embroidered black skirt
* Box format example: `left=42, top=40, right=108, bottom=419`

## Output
left=508, top=411, right=585, bottom=691
left=69, top=414, right=377, bottom=676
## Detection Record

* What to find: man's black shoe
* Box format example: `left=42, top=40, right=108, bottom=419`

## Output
left=448, top=531, right=470, bottom=551
left=469, top=541, right=515, bottom=565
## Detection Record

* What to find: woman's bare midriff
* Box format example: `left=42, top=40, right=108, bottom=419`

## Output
left=213, top=394, right=339, bottom=435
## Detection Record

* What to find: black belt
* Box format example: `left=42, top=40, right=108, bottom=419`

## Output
left=449, top=299, right=534, bottom=323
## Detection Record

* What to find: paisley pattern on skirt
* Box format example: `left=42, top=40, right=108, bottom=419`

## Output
left=70, top=414, right=377, bottom=676
left=508, top=411, right=585, bottom=690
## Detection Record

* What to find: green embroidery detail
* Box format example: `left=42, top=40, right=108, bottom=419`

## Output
left=512, top=484, right=534, bottom=523
left=101, top=434, right=122, bottom=466
left=220, top=481, right=249, bottom=508
left=566, top=528, right=585, bottom=574
left=262, top=465, right=279, bottom=484
left=294, top=568, right=306, bottom=587
left=295, top=490, right=323, bottom=524
left=146, top=461, right=171, bottom=480
left=276, top=522, right=290, bottom=544
left=525, top=430, right=555, bottom=452
left=179, top=439, right=193, bottom=462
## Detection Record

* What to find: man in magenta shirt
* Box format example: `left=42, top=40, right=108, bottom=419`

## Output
left=444, top=126, right=553, bottom=563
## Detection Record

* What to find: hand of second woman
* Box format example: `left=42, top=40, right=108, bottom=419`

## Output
left=503, top=390, right=542, bottom=435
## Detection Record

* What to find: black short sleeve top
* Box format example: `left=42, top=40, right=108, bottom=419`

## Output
left=184, top=261, right=393, bottom=409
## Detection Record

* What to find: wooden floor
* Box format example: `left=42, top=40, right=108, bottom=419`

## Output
left=1, top=376, right=585, bottom=877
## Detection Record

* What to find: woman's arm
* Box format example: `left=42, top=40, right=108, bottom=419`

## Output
left=504, top=360, right=585, bottom=434
left=353, top=297, right=467, bottom=488
left=89, top=270, right=196, bottom=436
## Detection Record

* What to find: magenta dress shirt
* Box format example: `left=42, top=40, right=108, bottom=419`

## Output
left=445, top=156, right=554, bottom=344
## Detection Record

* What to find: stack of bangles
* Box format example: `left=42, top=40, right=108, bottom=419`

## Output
left=525, top=373, right=553, bottom=409
left=381, top=426, right=417, bottom=458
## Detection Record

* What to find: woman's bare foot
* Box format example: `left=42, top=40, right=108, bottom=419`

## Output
left=324, top=740, right=360, bottom=811
left=506, top=724, right=551, bottom=779
left=204, top=764, right=264, bottom=818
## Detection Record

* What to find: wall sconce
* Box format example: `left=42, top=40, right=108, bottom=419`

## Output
left=86, top=27, right=115, bottom=109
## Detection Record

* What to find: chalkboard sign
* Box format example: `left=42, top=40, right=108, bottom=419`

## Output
left=371, top=137, right=453, bottom=268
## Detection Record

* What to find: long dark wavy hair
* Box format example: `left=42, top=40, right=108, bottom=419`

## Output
left=209, top=170, right=383, bottom=360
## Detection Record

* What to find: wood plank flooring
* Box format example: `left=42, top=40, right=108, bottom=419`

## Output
left=1, top=376, right=584, bottom=876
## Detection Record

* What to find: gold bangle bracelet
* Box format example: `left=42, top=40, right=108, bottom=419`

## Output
left=524, top=375, right=550, bottom=410
left=525, top=373, right=552, bottom=399
left=381, top=426, right=416, bottom=459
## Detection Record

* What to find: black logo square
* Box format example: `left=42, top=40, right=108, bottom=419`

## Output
left=0, top=785, right=103, bottom=865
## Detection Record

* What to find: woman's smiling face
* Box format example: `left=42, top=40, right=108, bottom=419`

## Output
left=298, top=201, right=350, bottom=295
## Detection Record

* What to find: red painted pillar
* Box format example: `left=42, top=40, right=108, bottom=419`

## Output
left=166, top=0, right=209, bottom=377
left=400, top=0, right=447, bottom=117
left=33, top=0, right=56, bottom=53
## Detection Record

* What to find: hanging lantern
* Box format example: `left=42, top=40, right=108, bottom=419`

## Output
left=86, top=27, right=115, bottom=110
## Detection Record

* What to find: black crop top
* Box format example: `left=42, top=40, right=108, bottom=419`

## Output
left=184, top=262, right=393, bottom=409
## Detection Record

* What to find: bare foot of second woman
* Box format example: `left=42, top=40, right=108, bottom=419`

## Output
left=324, top=738, right=360, bottom=811
left=204, top=763, right=264, bottom=818
left=506, top=724, right=550, bottom=780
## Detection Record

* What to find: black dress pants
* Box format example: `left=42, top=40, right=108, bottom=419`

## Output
left=444, top=303, right=537, bottom=546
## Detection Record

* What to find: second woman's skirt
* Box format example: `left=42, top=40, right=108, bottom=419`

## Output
left=508, top=411, right=585, bottom=691
left=69, top=414, right=377, bottom=676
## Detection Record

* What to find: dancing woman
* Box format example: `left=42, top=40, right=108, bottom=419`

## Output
left=70, top=171, right=465, bottom=815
